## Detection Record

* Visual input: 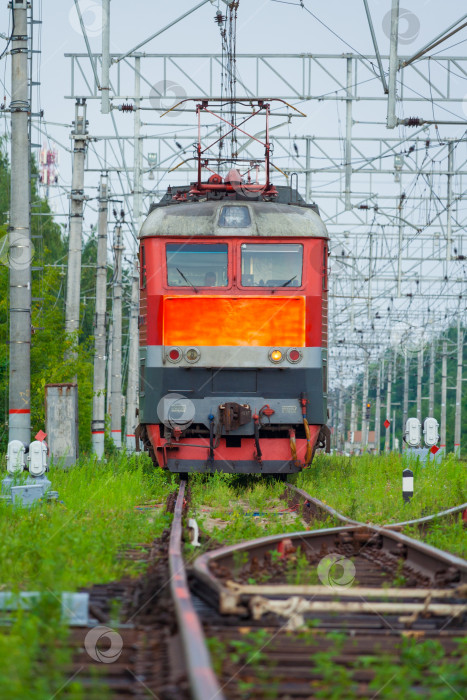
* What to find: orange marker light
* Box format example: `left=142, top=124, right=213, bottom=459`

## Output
left=270, top=349, right=283, bottom=362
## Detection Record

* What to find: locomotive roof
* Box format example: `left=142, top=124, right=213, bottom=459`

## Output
left=139, top=199, right=328, bottom=239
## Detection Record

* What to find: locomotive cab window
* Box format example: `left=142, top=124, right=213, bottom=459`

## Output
left=241, top=243, right=303, bottom=287
left=166, top=243, right=228, bottom=287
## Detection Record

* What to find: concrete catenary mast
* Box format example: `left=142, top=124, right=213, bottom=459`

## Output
left=454, top=319, right=463, bottom=457
left=65, top=99, right=88, bottom=354
left=91, top=174, right=108, bottom=458
left=110, top=223, right=123, bottom=448
left=360, top=356, right=369, bottom=449
left=375, top=365, right=381, bottom=454
left=124, top=55, right=143, bottom=452
left=9, top=0, right=32, bottom=444
left=440, top=340, right=447, bottom=454
left=385, top=359, right=392, bottom=453
left=125, top=259, right=139, bottom=450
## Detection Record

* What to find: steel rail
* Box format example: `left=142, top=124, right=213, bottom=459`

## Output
left=192, top=525, right=467, bottom=617
left=285, top=483, right=358, bottom=525
left=287, top=483, right=467, bottom=531
left=386, top=502, right=467, bottom=529
left=169, top=480, right=226, bottom=700
left=192, top=484, right=467, bottom=606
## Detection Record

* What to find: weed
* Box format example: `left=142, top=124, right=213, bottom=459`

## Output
left=285, top=547, right=319, bottom=585
left=392, top=558, right=407, bottom=587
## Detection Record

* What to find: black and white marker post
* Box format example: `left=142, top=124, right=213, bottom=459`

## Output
left=402, top=467, right=414, bottom=503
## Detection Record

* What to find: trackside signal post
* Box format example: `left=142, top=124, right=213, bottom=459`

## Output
left=9, top=0, right=32, bottom=445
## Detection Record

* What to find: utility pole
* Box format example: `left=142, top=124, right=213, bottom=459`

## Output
left=65, top=99, right=88, bottom=354
left=125, top=259, right=139, bottom=451
left=350, top=384, right=356, bottom=451
left=375, top=364, right=381, bottom=453
left=106, top=318, right=112, bottom=415
left=110, top=223, right=123, bottom=448
left=335, top=387, right=341, bottom=453
left=8, top=0, right=31, bottom=445
left=416, top=348, right=423, bottom=423
left=344, top=56, right=352, bottom=210
left=446, top=140, right=454, bottom=262
left=305, top=137, right=311, bottom=203
left=361, top=355, right=369, bottom=450
left=101, top=0, right=110, bottom=114
left=385, top=358, right=392, bottom=453
left=367, top=230, right=373, bottom=319
left=338, top=383, right=346, bottom=453
left=133, top=56, right=143, bottom=232
left=91, top=175, right=108, bottom=458
left=440, top=340, right=447, bottom=455
left=124, top=55, right=143, bottom=453
left=429, top=341, right=435, bottom=416
left=454, top=319, right=463, bottom=457
left=387, top=0, right=399, bottom=128
left=403, top=353, right=409, bottom=433
left=397, top=190, right=404, bottom=297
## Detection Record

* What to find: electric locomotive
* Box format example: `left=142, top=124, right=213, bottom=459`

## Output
left=137, top=100, right=330, bottom=475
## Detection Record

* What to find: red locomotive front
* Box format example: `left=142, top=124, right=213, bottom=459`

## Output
left=136, top=99, right=329, bottom=475
left=137, top=195, right=330, bottom=475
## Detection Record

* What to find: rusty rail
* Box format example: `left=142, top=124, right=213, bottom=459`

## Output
left=192, top=483, right=467, bottom=619
left=286, top=482, right=467, bottom=530
left=169, top=479, right=226, bottom=700
left=386, top=501, right=467, bottom=529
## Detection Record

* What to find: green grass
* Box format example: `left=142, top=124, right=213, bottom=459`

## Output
left=0, top=453, right=176, bottom=591
left=189, top=472, right=337, bottom=544
left=294, top=453, right=467, bottom=557
left=295, top=452, right=466, bottom=525
left=405, top=514, right=467, bottom=558
left=189, top=455, right=466, bottom=555
left=0, top=453, right=176, bottom=700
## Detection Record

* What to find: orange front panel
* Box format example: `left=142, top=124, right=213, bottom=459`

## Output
left=163, top=296, right=306, bottom=347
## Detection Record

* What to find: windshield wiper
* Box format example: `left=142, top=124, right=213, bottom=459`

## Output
left=177, top=267, right=198, bottom=293
left=282, top=275, right=297, bottom=287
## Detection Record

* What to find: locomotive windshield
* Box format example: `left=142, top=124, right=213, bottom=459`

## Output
left=241, top=243, right=303, bottom=287
left=166, top=243, right=228, bottom=287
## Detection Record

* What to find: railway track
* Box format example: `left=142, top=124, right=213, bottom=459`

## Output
left=186, top=483, right=467, bottom=699
left=66, top=481, right=466, bottom=699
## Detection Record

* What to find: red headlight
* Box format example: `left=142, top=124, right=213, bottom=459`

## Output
left=287, top=348, right=302, bottom=363
left=168, top=347, right=182, bottom=363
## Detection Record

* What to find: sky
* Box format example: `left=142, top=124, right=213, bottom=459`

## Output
left=0, top=0, right=466, bottom=381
